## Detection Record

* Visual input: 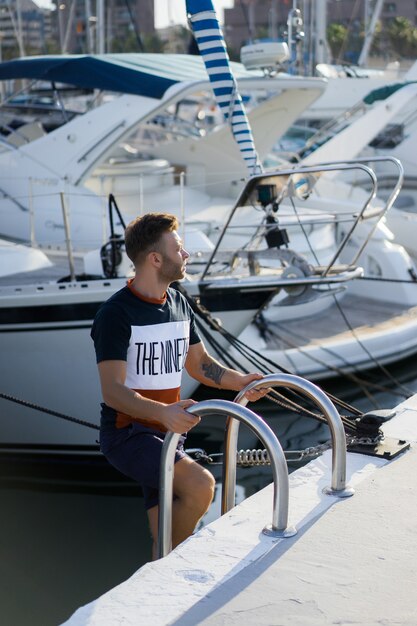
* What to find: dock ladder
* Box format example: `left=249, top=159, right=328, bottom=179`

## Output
left=158, top=374, right=354, bottom=558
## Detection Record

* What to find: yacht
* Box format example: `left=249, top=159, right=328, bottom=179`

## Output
left=0, top=53, right=327, bottom=249
left=2, top=162, right=417, bottom=452
left=2, top=55, right=417, bottom=452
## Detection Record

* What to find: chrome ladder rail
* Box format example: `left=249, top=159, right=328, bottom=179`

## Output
left=158, top=399, right=296, bottom=559
left=222, top=374, right=354, bottom=516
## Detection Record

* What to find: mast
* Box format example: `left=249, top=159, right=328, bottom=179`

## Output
left=9, top=0, right=26, bottom=57
left=268, top=0, right=278, bottom=40
left=358, top=0, right=384, bottom=67
left=62, top=0, right=77, bottom=54
left=287, top=3, right=304, bottom=75
left=96, top=0, right=105, bottom=53
left=248, top=0, right=255, bottom=42
left=314, top=0, right=328, bottom=65
left=85, top=0, right=95, bottom=53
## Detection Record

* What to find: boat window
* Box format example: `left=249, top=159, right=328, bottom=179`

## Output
left=0, top=81, right=96, bottom=144
left=103, top=84, right=285, bottom=158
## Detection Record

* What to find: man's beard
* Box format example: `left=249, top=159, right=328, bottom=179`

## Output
left=158, top=254, right=185, bottom=283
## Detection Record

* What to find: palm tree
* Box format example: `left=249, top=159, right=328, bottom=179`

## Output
left=388, top=17, right=417, bottom=58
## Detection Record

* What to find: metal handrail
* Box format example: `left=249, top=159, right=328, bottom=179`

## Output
left=312, top=156, right=404, bottom=265
left=200, top=163, right=377, bottom=281
left=157, top=399, right=296, bottom=559
left=222, top=374, right=354, bottom=516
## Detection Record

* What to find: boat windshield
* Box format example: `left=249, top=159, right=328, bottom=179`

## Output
left=0, top=82, right=97, bottom=145
left=0, top=80, right=259, bottom=151
left=87, top=84, right=278, bottom=164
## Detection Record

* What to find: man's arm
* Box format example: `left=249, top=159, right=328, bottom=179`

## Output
left=97, top=360, right=199, bottom=433
left=185, top=342, right=266, bottom=400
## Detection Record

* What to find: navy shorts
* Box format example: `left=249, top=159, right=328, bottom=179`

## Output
left=100, top=422, right=187, bottom=510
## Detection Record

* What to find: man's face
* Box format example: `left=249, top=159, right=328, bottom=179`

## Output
left=157, top=230, right=190, bottom=283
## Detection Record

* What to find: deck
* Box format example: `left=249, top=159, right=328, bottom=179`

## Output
left=265, top=293, right=416, bottom=348
left=63, top=394, right=417, bottom=626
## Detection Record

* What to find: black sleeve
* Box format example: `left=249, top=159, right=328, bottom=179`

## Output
left=91, top=303, right=131, bottom=363
left=187, top=302, right=202, bottom=345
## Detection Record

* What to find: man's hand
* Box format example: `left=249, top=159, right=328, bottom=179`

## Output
left=236, top=373, right=268, bottom=402
left=159, top=399, right=200, bottom=433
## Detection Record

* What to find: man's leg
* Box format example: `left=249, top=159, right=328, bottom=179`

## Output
left=147, top=506, right=159, bottom=561
left=172, top=456, right=215, bottom=547
left=147, top=456, right=215, bottom=558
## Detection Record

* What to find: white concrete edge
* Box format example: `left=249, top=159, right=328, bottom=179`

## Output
left=63, top=395, right=417, bottom=626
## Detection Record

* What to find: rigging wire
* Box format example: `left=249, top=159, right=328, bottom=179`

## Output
left=331, top=297, right=414, bottom=397
left=0, top=281, right=396, bottom=443
left=217, top=324, right=366, bottom=429
left=262, top=320, right=410, bottom=400
left=238, top=0, right=253, bottom=41
left=335, top=0, right=362, bottom=64
left=123, top=0, right=144, bottom=51
left=288, top=195, right=414, bottom=397
left=194, top=287, right=340, bottom=409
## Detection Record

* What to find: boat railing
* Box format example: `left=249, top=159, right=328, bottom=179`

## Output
left=295, top=101, right=367, bottom=160
left=222, top=374, right=354, bottom=516
left=310, top=156, right=403, bottom=266
left=200, top=162, right=377, bottom=281
left=157, top=399, right=296, bottom=559
left=5, top=158, right=398, bottom=291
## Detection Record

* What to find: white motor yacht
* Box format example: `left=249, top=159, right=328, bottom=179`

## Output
left=2, top=164, right=417, bottom=453
left=0, top=53, right=327, bottom=250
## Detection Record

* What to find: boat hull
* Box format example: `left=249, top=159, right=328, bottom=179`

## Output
left=0, top=277, right=276, bottom=450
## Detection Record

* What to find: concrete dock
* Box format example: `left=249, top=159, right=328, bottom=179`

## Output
left=64, top=395, right=417, bottom=626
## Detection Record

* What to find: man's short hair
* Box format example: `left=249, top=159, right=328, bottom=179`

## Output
left=125, top=212, right=179, bottom=265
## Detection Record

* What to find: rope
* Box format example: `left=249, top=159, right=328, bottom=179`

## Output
left=264, top=389, right=359, bottom=433
left=216, top=324, right=362, bottom=429
left=1, top=278, right=397, bottom=440
left=332, top=297, right=414, bottom=397
left=194, top=302, right=365, bottom=418
left=264, top=317, right=411, bottom=400
left=0, top=391, right=100, bottom=431
left=179, top=286, right=365, bottom=432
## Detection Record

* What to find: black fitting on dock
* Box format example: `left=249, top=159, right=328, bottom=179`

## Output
left=354, top=408, right=396, bottom=437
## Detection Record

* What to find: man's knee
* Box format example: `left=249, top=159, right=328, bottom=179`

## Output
left=174, top=459, right=215, bottom=511
left=193, top=468, right=215, bottom=509
left=187, top=469, right=215, bottom=516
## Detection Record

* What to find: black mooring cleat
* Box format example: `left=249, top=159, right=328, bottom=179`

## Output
left=350, top=408, right=409, bottom=459
left=354, top=408, right=396, bottom=436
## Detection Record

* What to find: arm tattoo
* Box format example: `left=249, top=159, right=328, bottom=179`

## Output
left=201, top=359, right=226, bottom=386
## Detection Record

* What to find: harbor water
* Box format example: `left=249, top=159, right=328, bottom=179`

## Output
left=2, top=356, right=417, bottom=626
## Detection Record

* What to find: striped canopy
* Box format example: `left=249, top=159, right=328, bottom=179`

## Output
left=186, top=0, right=262, bottom=176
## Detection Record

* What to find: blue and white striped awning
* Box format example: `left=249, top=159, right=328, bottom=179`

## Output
left=186, top=0, right=262, bottom=176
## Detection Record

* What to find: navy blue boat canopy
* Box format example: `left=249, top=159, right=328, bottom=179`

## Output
left=0, top=53, right=256, bottom=99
